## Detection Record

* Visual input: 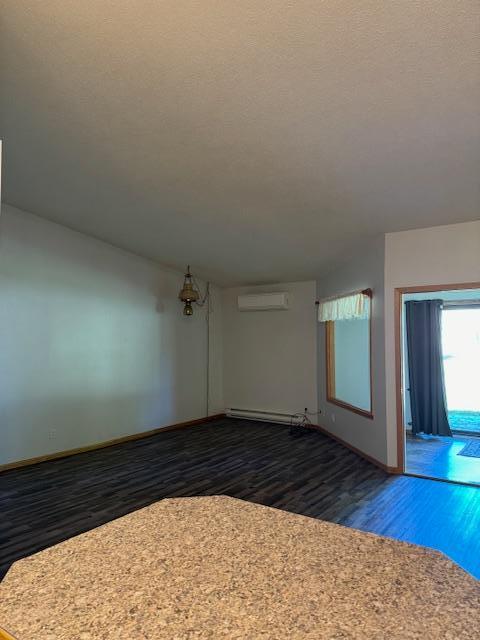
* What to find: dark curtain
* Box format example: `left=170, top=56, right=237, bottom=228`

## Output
left=405, top=300, right=452, bottom=436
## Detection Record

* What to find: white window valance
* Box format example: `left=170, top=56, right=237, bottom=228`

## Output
left=317, top=289, right=371, bottom=322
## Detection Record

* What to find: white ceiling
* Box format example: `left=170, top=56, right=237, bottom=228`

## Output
left=1, top=2, right=479, bottom=285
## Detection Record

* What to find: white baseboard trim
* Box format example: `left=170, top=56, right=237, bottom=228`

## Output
left=226, top=408, right=297, bottom=425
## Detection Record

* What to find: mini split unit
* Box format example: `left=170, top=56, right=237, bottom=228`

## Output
left=237, top=292, right=289, bottom=311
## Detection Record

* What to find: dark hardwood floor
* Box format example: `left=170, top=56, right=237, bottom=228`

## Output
left=1, top=418, right=480, bottom=580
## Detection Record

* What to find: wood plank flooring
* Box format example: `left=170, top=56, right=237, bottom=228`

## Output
left=406, top=433, right=480, bottom=486
left=1, top=418, right=480, bottom=580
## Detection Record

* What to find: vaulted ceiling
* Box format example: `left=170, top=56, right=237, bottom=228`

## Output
left=1, top=2, right=479, bottom=285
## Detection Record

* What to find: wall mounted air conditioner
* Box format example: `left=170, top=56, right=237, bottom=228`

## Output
left=237, top=292, right=289, bottom=311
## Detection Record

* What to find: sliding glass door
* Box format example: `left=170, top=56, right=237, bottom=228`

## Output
left=442, top=306, right=480, bottom=434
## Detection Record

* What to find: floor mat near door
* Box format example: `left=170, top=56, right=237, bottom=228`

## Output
left=458, top=440, right=480, bottom=458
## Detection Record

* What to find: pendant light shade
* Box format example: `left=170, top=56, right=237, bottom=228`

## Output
left=178, top=266, right=200, bottom=316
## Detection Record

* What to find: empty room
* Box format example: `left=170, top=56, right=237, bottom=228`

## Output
left=0, top=2, right=479, bottom=639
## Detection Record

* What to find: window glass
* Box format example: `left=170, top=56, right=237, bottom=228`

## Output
left=326, top=301, right=372, bottom=417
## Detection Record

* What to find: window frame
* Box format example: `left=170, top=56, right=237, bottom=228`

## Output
left=325, top=292, right=374, bottom=419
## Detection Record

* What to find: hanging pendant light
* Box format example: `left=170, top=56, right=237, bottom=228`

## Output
left=178, top=265, right=200, bottom=316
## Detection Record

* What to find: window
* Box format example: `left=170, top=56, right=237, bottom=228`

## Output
left=441, top=304, right=480, bottom=433
left=319, top=290, right=373, bottom=418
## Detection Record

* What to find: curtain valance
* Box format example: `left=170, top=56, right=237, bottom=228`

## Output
left=317, top=289, right=371, bottom=322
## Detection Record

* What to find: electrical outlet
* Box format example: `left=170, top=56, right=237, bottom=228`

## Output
left=331, top=413, right=336, bottom=423
left=48, top=429, right=56, bottom=440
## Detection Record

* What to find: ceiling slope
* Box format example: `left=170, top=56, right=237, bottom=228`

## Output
left=1, top=1, right=479, bottom=284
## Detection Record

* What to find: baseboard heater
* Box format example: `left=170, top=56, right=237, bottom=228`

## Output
left=226, top=408, right=296, bottom=425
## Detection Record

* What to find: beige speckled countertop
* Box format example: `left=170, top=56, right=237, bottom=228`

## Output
left=0, top=496, right=479, bottom=639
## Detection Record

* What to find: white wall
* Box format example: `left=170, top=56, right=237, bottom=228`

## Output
left=317, top=237, right=388, bottom=465
left=206, top=284, right=224, bottom=416
left=0, top=204, right=223, bottom=465
left=384, top=221, right=480, bottom=466
left=222, top=281, right=317, bottom=416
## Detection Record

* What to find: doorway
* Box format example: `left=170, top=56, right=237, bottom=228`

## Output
left=396, top=283, right=480, bottom=486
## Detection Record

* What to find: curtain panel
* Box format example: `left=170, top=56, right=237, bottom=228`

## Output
left=405, top=299, right=452, bottom=437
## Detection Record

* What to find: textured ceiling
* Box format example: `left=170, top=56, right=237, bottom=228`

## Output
left=1, top=1, right=479, bottom=285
